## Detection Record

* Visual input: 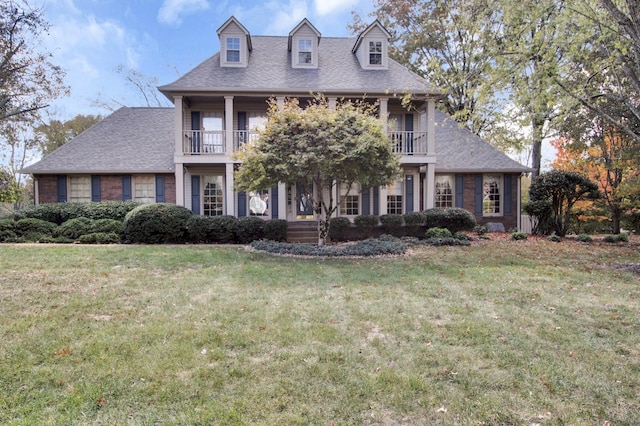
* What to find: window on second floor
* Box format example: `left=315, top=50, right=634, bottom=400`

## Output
left=298, top=39, right=312, bottom=64
left=369, top=41, right=382, bottom=65
left=226, top=37, right=240, bottom=62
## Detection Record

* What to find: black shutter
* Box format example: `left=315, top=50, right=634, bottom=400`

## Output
left=271, top=186, right=278, bottom=218
left=238, top=191, right=247, bottom=217
left=455, top=175, right=464, bottom=208
left=191, top=111, right=200, bottom=153
left=155, top=176, right=165, bottom=203
left=122, top=176, right=132, bottom=201
left=405, top=175, right=414, bottom=213
left=504, top=174, right=512, bottom=216
left=404, top=114, right=414, bottom=154
left=373, top=187, right=379, bottom=215
left=191, top=176, right=200, bottom=215
left=474, top=174, right=483, bottom=216
left=56, top=175, right=67, bottom=203
left=361, top=186, right=370, bottom=215
left=91, top=176, right=101, bottom=202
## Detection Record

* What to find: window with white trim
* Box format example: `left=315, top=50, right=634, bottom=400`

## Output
left=483, top=174, right=501, bottom=215
left=134, top=176, right=155, bottom=204
left=369, top=41, right=382, bottom=65
left=386, top=180, right=403, bottom=215
left=435, top=175, right=454, bottom=208
left=203, top=175, right=224, bottom=216
left=298, top=39, right=312, bottom=64
left=339, top=183, right=359, bottom=216
left=69, top=176, right=90, bottom=202
left=226, top=37, right=240, bottom=62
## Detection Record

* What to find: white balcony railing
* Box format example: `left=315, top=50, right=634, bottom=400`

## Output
left=233, top=130, right=261, bottom=152
left=388, top=131, right=428, bottom=155
left=183, top=130, right=225, bottom=154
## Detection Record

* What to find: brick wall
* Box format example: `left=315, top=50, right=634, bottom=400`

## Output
left=162, top=173, right=176, bottom=204
left=460, top=173, right=520, bottom=231
left=36, top=175, right=59, bottom=204
left=100, top=175, right=124, bottom=201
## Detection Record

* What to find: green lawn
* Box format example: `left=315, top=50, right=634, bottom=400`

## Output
left=0, top=240, right=639, bottom=425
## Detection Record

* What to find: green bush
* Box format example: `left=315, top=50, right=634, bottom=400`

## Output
left=56, top=217, right=94, bottom=240
left=454, top=232, right=470, bottom=241
left=78, top=232, right=121, bottom=244
left=250, top=236, right=407, bottom=257
left=0, top=219, right=17, bottom=242
left=474, top=224, right=488, bottom=236
left=328, top=217, right=352, bottom=242
left=82, top=201, right=141, bottom=221
left=403, top=211, right=426, bottom=226
left=91, top=219, right=124, bottom=237
left=380, top=214, right=403, bottom=235
left=547, top=233, right=561, bottom=243
left=425, top=227, right=452, bottom=239
left=187, top=216, right=215, bottom=243
left=124, top=203, right=193, bottom=244
left=210, top=216, right=238, bottom=243
left=511, top=231, right=528, bottom=241
left=15, top=218, right=57, bottom=238
left=422, top=237, right=471, bottom=247
left=236, top=216, right=265, bottom=244
left=604, top=233, right=629, bottom=243
left=354, top=215, right=379, bottom=237
left=424, top=208, right=476, bottom=233
left=576, top=234, right=593, bottom=243
left=264, top=219, right=288, bottom=242
left=15, top=201, right=140, bottom=225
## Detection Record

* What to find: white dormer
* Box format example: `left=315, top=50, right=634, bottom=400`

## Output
left=288, top=18, right=321, bottom=69
left=352, top=20, right=391, bottom=70
left=217, top=16, right=252, bottom=68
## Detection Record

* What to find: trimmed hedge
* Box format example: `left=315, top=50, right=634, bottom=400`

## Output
left=264, top=219, right=288, bottom=242
left=187, top=216, right=216, bottom=243
left=425, top=227, right=452, bottom=239
left=380, top=214, right=403, bottom=234
left=251, top=235, right=407, bottom=257
left=0, top=219, right=17, bottom=242
left=236, top=216, right=265, bottom=244
left=210, top=216, right=238, bottom=243
left=424, top=207, right=476, bottom=233
left=78, top=232, right=121, bottom=244
left=56, top=217, right=94, bottom=240
left=354, top=215, right=379, bottom=237
left=124, top=203, right=193, bottom=244
left=15, top=218, right=58, bottom=238
left=328, top=217, right=351, bottom=242
left=15, top=201, right=140, bottom=224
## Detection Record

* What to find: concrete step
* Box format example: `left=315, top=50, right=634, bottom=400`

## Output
left=286, top=222, right=318, bottom=244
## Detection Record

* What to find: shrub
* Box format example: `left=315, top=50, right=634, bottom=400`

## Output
left=328, top=217, right=352, bottom=242
left=250, top=236, right=407, bottom=257
left=547, top=233, right=561, bottom=243
left=91, top=219, right=124, bottom=237
left=380, top=214, right=404, bottom=235
left=82, top=201, right=140, bottom=221
left=187, top=216, right=215, bottom=243
left=403, top=211, right=426, bottom=227
left=15, top=218, right=57, bottom=238
left=604, top=233, right=629, bottom=243
left=474, top=224, right=488, bottom=236
left=210, top=216, right=238, bottom=243
left=511, top=231, right=528, bottom=241
left=576, top=234, right=593, bottom=243
left=15, top=201, right=140, bottom=224
left=56, top=217, right=94, bottom=240
left=423, top=237, right=471, bottom=247
left=354, top=215, right=379, bottom=237
left=424, top=207, right=476, bottom=233
left=78, top=232, right=121, bottom=244
left=0, top=219, right=17, bottom=242
left=236, top=216, right=265, bottom=244
left=124, top=203, right=192, bottom=244
left=264, top=219, right=288, bottom=242
left=425, top=227, right=452, bottom=239
left=454, top=232, right=470, bottom=241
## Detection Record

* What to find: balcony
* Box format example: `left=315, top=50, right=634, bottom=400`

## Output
left=182, top=130, right=428, bottom=156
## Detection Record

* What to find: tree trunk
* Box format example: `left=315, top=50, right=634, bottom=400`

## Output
left=611, top=204, right=622, bottom=234
left=531, top=115, right=543, bottom=179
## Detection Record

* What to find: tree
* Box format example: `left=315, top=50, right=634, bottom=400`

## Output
left=35, top=114, right=102, bottom=156
left=529, top=170, right=600, bottom=236
left=0, top=0, right=68, bottom=122
left=0, top=115, right=36, bottom=211
left=92, top=66, right=171, bottom=111
left=235, top=97, right=401, bottom=246
left=352, top=0, right=523, bottom=152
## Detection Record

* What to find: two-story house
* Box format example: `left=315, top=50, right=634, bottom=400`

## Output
left=21, top=17, right=531, bottom=230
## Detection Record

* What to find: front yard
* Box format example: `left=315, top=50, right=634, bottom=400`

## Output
left=1, top=239, right=638, bottom=425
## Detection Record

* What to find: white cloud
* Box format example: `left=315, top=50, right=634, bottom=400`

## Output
left=313, top=0, right=360, bottom=16
left=158, top=0, right=210, bottom=26
left=264, top=0, right=308, bottom=34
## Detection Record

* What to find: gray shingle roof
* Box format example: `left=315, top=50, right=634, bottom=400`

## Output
left=21, top=107, right=175, bottom=174
left=434, top=110, right=531, bottom=173
left=158, top=37, right=437, bottom=96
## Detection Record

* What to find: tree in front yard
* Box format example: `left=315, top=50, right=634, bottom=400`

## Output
left=235, top=97, right=400, bottom=246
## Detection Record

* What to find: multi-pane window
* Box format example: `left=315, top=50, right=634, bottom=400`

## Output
left=483, top=174, right=501, bottom=215
left=369, top=41, right=382, bottom=65
left=386, top=180, right=403, bottom=215
left=226, top=37, right=240, bottom=62
left=435, top=175, right=454, bottom=208
left=339, top=183, right=359, bottom=216
left=133, top=176, right=155, bottom=204
left=203, top=175, right=224, bottom=216
left=298, top=39, right=312, bottom=64
left=69, top=176, right=90, bottom=202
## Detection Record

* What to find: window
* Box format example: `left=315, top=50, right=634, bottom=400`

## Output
left=134, top=175, right=155, bottom=204
left=202, top=112, right=224, bottom=153
left=226, top=37, right=240, bottom=62
left=298, top=39, right=312, bottom=64
left=339, top=183, right=359, bottom=216
left=69, top=176, right=90, bottom=202
left=203, top=175, right=224, bottom=216
left=386, top=180, right=403, bottom=215
left=483, top=174, right=501, bottom=215
left=435, top=175, right=454, bottom=208
left=249, top=189, right=270, bottom=217
left=369, top=41, right=382, bottom=65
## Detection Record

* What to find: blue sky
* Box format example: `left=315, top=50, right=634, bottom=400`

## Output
left=40, top=0, right=376, bottom=121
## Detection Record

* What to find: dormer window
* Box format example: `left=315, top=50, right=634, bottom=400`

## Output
left=226, top=37, right=240, bottom=62
left=298, top=39, right=312, bottom=64
left=369, top=41, right=382, bottom=65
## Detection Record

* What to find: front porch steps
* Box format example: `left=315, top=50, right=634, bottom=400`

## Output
left=286, top=221, right=318, bottom=244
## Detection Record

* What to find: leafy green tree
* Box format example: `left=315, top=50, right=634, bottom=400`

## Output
left=235, top=97, right=400, bottom=246
left=0, top=0, right=68, bottom=122
left=35, top=114, right=103, bottom=156
left=529, top=170, right=600, bottom=236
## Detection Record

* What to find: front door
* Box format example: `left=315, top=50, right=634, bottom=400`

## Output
left=296, top=183, right=314, bottom=219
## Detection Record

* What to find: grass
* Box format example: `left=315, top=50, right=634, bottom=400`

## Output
left=0, top=239, right=639, bottom=425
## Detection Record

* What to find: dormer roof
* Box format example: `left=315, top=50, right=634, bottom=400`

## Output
left=352, top=20, right=391, bottom=53
left=217, top=16, right=252, bottom=51
left=287, top=18, right=321, bottom=51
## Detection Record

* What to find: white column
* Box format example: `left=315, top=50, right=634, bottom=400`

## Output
left=173, top=96, right=185, bottom=206
left=379, top=186, right=388, bottom=215
left=425, top=164, right=435, bottom=209
left=427, top=99, right=436, bottom=156
left=224, top=96, right=234, bottom=154
left=328, top=97, right=337, bottom=109
left=225, top=163, right=235, bottom=216
left=379, top=97, right=389, bottom=133
left=276, top=96, right=285, bottom=109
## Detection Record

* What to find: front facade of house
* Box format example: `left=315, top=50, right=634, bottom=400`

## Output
left=23, top=17, right=531, bottom=230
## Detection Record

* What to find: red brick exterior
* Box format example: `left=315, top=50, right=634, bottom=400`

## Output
left=36, top=175, right=59, bottom=204
left=163, top=174, right=176, bottom=204
left=459, top=172, right=520, bottom=230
